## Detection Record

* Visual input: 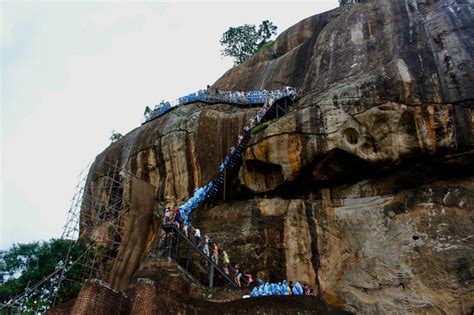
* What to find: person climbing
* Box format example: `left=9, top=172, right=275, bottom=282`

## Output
left=164, top=207, right=171, bottom=224
left=292, top=282, right=304, bottom=295
left=280, top=281, right=287, bottom=295
left=173, top=208, right=181, bottom=227
left=182, top=224, right=189, bottom=238
left=194, top=227, right=201, bottom=247
left=303, top=283, right=309, bottom=295
left=223, top=250, right=230, bottom=274
left=250, top=286, right=259, bottom=297
left=211, top=243, right=219, bottom=264
left=203, top=235, right=211, bottom=256
left=244, top=273, right=255, bottom=286
left=277, top=282, right=282, bottom=295
left=234, top=266, right=243, bottom=287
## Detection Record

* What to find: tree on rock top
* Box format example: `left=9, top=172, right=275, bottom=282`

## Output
left=110, top=130, right=123, bottom=143
left=220, top=20, right=277, bottom=65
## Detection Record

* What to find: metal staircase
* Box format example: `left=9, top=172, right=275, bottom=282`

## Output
left=206, top=95, right=294, bottom=201
left=154, top=94, right=297, bottom=288
left=159, top=224, right=237, bottom=288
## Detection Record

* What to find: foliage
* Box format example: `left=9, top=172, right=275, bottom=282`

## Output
left=220, top=20, right=277, bottom=65
left=110, top=130, right=123, bottom=143
left=0, top=239, right=87, bottom=312
left=256, top=20, right=277, bottom=48
left=250, top=119, right=274, bottom=135
left=143, top=106, right=152, bottom=117
left=257, top=40, right=275, bottom=51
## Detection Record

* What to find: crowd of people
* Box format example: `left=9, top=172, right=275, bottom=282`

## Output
left=163, top=206, right=250, bottom=287
left=163, top=207, right=316, bottom=297
left=158, top=86, right=303, bottom=296
left=144, top=86, right=297, bottom=124
left=247, top=280, right=315, bottom=298
left=175, top=86, right=298, bottom=224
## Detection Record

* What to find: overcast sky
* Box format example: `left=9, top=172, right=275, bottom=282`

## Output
left=1, top=0, right=338, bottom=250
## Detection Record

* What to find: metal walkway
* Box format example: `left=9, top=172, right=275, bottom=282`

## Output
left=158, top=224, right=237, bottom=288
left=206, top=95, right=294, bottom=200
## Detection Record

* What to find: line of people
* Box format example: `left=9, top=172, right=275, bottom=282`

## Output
left=164, top=207, right=316, bottom=296
left=144, top=86, right=297, bottom=125
left=247, top=280, right=315, bottom=298
left=163, top=207, right=255, bottom=288
left=178, top=86, right=298, bottom=222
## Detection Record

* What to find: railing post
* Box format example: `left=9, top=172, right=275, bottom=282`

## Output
left=167, top=233, right=173, bottom=258
left=223, top=167, right=226, bottom=202
left=174, top=232, right=181, bottom=260
left=209, top=265, right=215, bottom=288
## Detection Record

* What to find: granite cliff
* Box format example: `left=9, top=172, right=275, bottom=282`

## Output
left=79, top=0, right=474, bottom=313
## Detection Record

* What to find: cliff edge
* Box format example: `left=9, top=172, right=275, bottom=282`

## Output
left=79, top=1, right=474, bottom=313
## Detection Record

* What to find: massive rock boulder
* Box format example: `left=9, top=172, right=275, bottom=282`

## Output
left=81, top=0, right=473, bottom=313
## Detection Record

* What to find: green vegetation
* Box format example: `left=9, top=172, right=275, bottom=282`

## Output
left=220, top=20, right=277, bottom=65
left=110, top=130, right=123, bottom=143
left=0, top=239, right=87, bottom=312
left=143, top=105, right=152, bottom=117
left=257, top=40, right=275, bottom=51
left=250, top=119, right=275, bottom=135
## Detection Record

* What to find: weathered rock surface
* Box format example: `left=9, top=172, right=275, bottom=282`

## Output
left=80, top=0, right=474, bottom=314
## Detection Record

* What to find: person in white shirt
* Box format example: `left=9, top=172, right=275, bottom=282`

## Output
left=194, top=228, right=201, bottom=247
left=203, top=235, right=211, bottom=256
left=164, top=207, right=171, bottom=224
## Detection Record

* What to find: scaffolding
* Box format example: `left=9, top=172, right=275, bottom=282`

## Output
left=3, top=160, right=140, bottom=313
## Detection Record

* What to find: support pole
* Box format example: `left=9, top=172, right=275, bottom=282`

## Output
left=174, top=232, right=181, bottom=260
left=223, top=167, right=226, bottom=202
left=167, top=233, right=173, bottom=258
left=209, top=265, right=215, bottom=288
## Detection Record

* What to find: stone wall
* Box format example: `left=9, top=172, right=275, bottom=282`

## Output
left=129, top=279, right=159, bottom=314
left=71, top=279, right=130, bottom=314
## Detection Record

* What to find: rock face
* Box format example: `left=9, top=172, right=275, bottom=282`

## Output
left=81, top=0, right=474, bottom=314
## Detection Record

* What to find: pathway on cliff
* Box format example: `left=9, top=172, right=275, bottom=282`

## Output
left=176, top=87, right=298, bottom=224
left=152, top=88, right=299, bottom=289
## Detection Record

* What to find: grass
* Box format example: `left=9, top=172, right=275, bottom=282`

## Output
left=250, top=119, right=276, bottom=135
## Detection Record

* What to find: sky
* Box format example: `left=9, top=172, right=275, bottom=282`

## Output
left=1, top=0, right=339, bottom=250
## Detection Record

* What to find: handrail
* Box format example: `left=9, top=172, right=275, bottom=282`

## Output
left=142, top=87, right=297, bottom=125
left=178, top=94, right=297, bottom=224
left=161, top=224, right=237, bottom=287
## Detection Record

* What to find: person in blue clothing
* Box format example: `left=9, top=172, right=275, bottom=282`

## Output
left=250, top=286, right=259, bottom=297
left=292, top=282, right=304, bottom=295
left=280, top=281, right=288, bottom=295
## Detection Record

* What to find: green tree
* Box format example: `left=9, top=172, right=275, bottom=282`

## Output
left=257, top=20, right=278, bottom=48
left=0, top=239, right=86, bottom=312
left=143, top=105, right=152, bottom=117
left=110, top=130, right=123, bottom=143
left=220, top=20, right=277, bottom=65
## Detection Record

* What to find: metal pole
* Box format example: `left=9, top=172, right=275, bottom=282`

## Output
left=209, top=265, right=215, bottom=288
left=174, top=231, right=181, bottom=260
left=223, top=167, right=226, bottom=201
left=167, top=233, right=173, bottom=258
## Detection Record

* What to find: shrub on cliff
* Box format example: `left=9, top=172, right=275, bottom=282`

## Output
left=220, top=20, right=277, bottom=65
left=110, top=130, right=123, bottom=143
